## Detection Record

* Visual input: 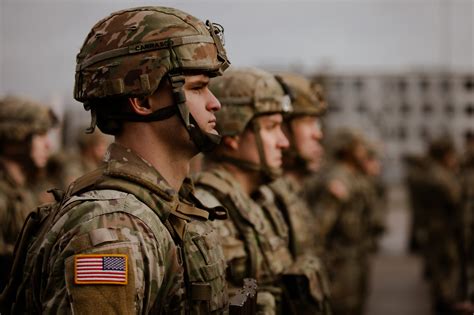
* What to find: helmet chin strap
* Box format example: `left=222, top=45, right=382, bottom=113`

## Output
left=169, top=73, right=222, bottom=153
left=215, top=119, right=282, bottom=182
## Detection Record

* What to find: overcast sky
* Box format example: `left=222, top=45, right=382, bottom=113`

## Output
left=0, top=0, right=472, bottom=102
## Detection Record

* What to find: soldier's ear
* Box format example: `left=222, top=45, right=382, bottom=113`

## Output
left=129, top=97, right=152, bottom=115
left=223, top=135, right=240, bottom=151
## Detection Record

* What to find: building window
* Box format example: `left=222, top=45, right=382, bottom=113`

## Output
left=398, top=79, right=407, bottom=93
left=420, top=79, right=429, bottom=92
left=444, top=104, right=455, bottom=116
left=440, top=79, right=451, bottom=92
left=398, top=126, right=407, bottom=140
left=357, top=103, right=367, bottom=113
left=400, top=103, right=411, bottom=116
left=419, top=126, right=429, bottom=140
left=422, top=103, right=433, bottom=115
left=465, top=77, right=474, bottom=92
left=465, top=103, right=474, bottom=116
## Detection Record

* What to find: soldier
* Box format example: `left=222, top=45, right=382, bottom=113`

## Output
left=457, top=132, right=474, bottom=314
left=403, top=153, right=431, bottom=254
left=194, top=67, right=293, bottom=314
left=359, top=141, right=386, bottom=253
left=253, top=73, right=331, bottom=314
left=1, top=6, right=233, bottom=313
left=0, top=96, right=56, bottom=291
left=49, top=129, right=112, bottom=189
left=305, top=128, right=371, bottom=315
left=422, top=138, right=463, bottom=314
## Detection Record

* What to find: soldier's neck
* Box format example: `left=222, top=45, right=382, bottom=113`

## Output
left=116, top=129, right=192, bottom=192
left=2, top=158, right=26, bottom=186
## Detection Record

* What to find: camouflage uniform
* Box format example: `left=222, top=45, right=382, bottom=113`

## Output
left=423, top=157, right=463, bottom=313
left=8, top=143, right=228, bottom=313
left=460, top=157, right=474, bottom=308
left=195, top=68, right=293, bottom=314
left=305, top=130, right=371, bottom=315
left=403, top=154, right=431, bottom=253
left=0, top=96, right=56, bottom=291
left=195, top=167, right=293, bottom=315
left=1, top=6, right=232, bottom=314
left=255, top=73, right=331, bottom=314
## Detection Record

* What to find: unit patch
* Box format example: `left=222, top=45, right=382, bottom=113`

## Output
left=74, top=254, right=128, bottom=285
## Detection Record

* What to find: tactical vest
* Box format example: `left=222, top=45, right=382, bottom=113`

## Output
left=267, top=178, right=319, bottom=257
left=1, top=164, right=228, bottom=314
left=265, top=179, right=332, bottom=314
left=195, top=169, right=293, bottom=286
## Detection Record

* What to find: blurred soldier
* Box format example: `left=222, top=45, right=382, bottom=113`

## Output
left=359, top=141, right=386, bottom=253
left=49, top=129, right=112, bottom=188
left=422, top=138, right=463, bottom=314
left=1, top=6, right=233, bottom=313
left=194, top=67, right=293, bottom=314
left=457, top=132, right=474, bottom=314
left=403, top=153, right=431, bottom=254
left=0, top=96, right=56, bottom=291
left=305, top=128, right=371, bottom=315
left=253, top=73, right=331, bottom=314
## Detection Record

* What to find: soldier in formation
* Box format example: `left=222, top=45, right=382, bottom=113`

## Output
left=255, top=73, right=332, bottom=314
left=48, top=129, right=112, bottom=189
left=305, top=129, right=376, bottom=315
left=1, top=6, right=235, bottom=314
left=0, top=96, right=57, bottom=291
left=194, top=67, right=294, bottom=314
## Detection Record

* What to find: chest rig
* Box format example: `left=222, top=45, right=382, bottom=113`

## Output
left=195, top=169, right=293, bottom=286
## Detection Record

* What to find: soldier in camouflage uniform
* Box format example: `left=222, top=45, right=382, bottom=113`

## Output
left=456, top=132, right=474, bottom=314
left=1, top=7, right=233, bottom=314
left=305, top=129, right=372, bottom=315
left=48, top=129, right=112, bottom=189
left=0, top=96, right=56, bottom=291
left=194, top=67, right=293, bottom=314
left=421, top=138, right=463, bottom=314
left=253, top=73, right=332, bottom=314
left=359, top=142, right=386, bottom=253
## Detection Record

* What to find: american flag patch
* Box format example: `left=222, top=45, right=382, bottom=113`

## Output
left=74, top=254, right=128, bottom=285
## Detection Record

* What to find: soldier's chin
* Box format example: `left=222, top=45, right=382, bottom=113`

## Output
left=207, top=128, right=219, bottom=135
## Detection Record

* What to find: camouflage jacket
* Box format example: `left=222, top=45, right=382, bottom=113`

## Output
left=15, top=143, right=228, bottom=314
left=0, top=162, right=37, bottom=257
left=305, top=163, right=370, bottom=260
left=260, top=176, right=332, bottom=314
left=194, top=167, right=293, bottom=313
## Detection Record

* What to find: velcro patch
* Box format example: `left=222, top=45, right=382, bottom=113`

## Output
left=74, top=254, right=128, bottom=285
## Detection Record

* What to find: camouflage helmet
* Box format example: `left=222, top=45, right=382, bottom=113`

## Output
left=330, top=128, right=366, bottom=160
left=210, top=67, right=291, bottom=180
left=0, top=96, right=57, bottom=143
left=74, top=6, right=229, bottom=101
left=210, top=67, right=292, bottom=136
left=74, top=6, right=230, bottom=152
left=275, top=73, right=327, bottom=117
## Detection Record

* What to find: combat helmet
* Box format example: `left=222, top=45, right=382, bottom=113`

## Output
left=275, top=73, right=327, bottom=117
left=74, top=6, right=230, bottom=152
left=274, top=73, right=327, bottom=171
left=209, top=67, right=292, bottom=179
left=0, top=96, right=57, bottom=143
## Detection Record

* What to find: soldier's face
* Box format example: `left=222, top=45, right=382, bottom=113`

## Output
left=238, top=114, right=289, bottom=169
left=289, top=116, right=324, bottom=172
left=184, top=74, right=221, bottom=135
left=30, top=132, right=52, bottom=168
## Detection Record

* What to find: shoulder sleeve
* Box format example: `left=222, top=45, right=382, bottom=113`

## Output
left=41, top=195, right=179, bottom=315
